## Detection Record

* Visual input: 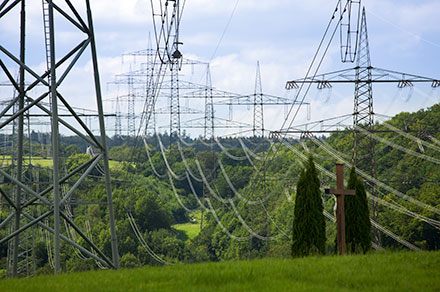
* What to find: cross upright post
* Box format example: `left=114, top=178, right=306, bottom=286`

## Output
left=325, top=163, right=355, bottom=255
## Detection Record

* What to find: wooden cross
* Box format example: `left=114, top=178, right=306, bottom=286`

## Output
left=325, top=163, right=355, bottom=255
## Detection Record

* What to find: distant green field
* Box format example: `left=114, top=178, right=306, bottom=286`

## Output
left=0, top=156, right=124, bottom=170
left=172, top=210, right=202, bottom=241
left=31, top=157, right=53, bottom=167
left=173, top=222, right=201, bottom=241
left=1, top=251, right=439, bottom=292
left=0, top=155, right=53, bottom=168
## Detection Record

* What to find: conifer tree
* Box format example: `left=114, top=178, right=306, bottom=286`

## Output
left=345, top=167, right=372, bottom=253
left=291, top=156, right=326, bottom=257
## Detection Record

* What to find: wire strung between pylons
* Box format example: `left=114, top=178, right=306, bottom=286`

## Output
left=85, top=219, right=106, bottom=269
left=214, top=137, right=248, bottom=161
left=216, top=159, right=267, bottom=205
left=227, top=198, right=288, bottom=241
left=44, top=219, right=54, bottom=269
left=238, top=138, right=265, bottom=161
left=63, top=199, right=88, bottom=261
left=148, top=126, right=298, bottom=240
left=282, top=139, right=432, bottom=249
left=236, top=1, right=355, bottom=215
left=370, top=191, right=440, bottom=229
left=143, top=136, right=167, bottom=179
left=308, top=133, right=440, bottom=216
left=281, top=0, right=352, bottom=135
left=166, top=170, right=199, bottom=213
left=159, top=138, right=289, bottom=241
left=177, top=144, right=290, bottom=240
left=176, top=135, right=215, bottom=182
left=375, top=115, right=440, bottom=154
left=127, top=212, right=173, bottom=265
left=322, top=210, right=420, bottom=251
left=290, top=139, right=440, bottom=229
left=168, top=168, right=275, bottom=242
left=126, top=0, right=436, bottom=253
left=370, top=219, right=421, bottom=251
left=305, top=133, right=440, bottom=216
left=354, top=126, right=440, bottom=165
left=176, top=134, right=264, bottom=167
left=124, top=8, right=174, bottom=167
left=429, top=135, right=440, bottom=147
left=177, top=133, right=280, bottom=204
left=155, top=131, right=186, bottom=181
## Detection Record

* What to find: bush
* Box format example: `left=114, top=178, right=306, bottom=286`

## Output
left=345, top=167, right=372, bottom=253
left=291, top=156, right=326, bottom=257
left=120, top=252, right=141, bottom=269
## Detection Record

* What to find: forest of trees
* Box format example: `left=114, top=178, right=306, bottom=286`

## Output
left=0, top=103, right=439, bottom=274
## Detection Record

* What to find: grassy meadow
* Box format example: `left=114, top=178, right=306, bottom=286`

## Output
left=0, top=251, right=438, bottom=292
left=173, top=210, right=202, bottom=241
left=0, top=155, right=124, bottom=170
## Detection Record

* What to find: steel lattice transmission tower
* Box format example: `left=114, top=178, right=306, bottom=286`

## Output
left=253, top=61, right=264, bottom=139
left=352, top=7, right=379, bottom=245
left=204, top=65, right=215, bottom=140
left=115, top=96, right=122, bottom=136
left=169, top=62, right=181, bottom=142
left=281, top=4, right=439, bottom=248
left=127, top=76, right=136, bottom=136
left=110, top=37, right=158, bottom=137
left=353, top=8, right=374, bottom=167
left=150, top=0, right=184, bottom=144
left=145, top=35, right=158, bottom=136
left=0, top=0, right=119, bottom=275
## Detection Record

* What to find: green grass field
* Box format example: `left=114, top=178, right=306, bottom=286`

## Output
left=1, top=251, right=438, bottom=292
left=0, top=156, right=124, bottom=170
left=172, top=222, right=201, bottom=241
left=0, top=155, right=53, bottom=168
left=172, top=210, right=202, bottom=241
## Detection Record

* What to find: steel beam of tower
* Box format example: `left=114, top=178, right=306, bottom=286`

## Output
left=0, top=0, right=119, bottom=276
left=86, top=0, right=119, bottom=269
left=47, top=0, right=62, bottom=273
left=11, top=0, right=26, bottom=277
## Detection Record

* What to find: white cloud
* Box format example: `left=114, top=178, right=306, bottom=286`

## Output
left=1, top=0, right=439, bottom=137
left=89, top=0, right=149, bottom=25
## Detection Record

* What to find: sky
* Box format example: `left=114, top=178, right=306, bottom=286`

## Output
left=0, top=0, right=439, bottom=137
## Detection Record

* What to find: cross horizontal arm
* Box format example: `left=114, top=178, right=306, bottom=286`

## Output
left=325, top=188, right=355, bottom=196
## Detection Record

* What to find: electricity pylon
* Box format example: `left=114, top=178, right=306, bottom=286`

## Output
left=253, top=61, right=264, bottom=140
left=0, top=0, right=119, bottom=275
left=282, top=7, right=439, bottom=247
